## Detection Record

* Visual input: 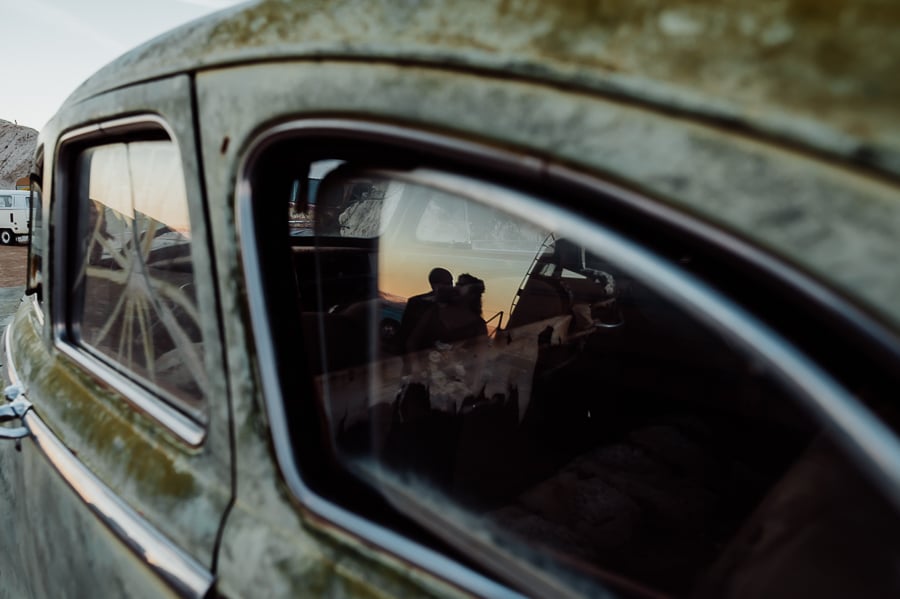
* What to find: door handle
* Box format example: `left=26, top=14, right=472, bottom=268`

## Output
left=0, top=387, right=32, bottom=441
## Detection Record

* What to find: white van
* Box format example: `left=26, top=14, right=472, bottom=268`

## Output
left=0, top=189, right=30, bottom=244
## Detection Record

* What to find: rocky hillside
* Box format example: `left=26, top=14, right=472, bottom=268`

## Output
left=0, top=120, right=38, bottom=189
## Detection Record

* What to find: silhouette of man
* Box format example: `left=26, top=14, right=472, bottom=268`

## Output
left=406, top=272, right=488, bottom=352
left=397, top=267, right=453, bottom=353
left=440, top=273, right=488, bottom=341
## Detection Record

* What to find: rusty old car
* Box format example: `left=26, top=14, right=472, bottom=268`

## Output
left=2, top=1, right=900, bottom=597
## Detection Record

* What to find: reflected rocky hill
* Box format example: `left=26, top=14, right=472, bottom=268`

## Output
left=0, top=120, right=37, bottom=189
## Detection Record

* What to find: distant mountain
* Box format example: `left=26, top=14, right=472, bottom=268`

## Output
left=0, top=120, right=38, bottom=189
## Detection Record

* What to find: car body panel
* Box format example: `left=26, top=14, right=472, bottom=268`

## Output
left=65, top=1, right=900, bottom=178
left=2, top=1, right=897, bottom=597
left=1, top=75, right=230, bottom=596
left=1, top=301, right=213, bottom=598
left=195, top=61, right=900, bottom=333
left=194, top=54, right=900, bottom=593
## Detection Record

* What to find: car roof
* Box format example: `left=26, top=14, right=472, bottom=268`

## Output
left=50, top=0, right=900, bottom=335
left=60, top=0, right=899, bottom=179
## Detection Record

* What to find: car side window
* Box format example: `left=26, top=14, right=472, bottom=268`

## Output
left=71, top=138, right=206, bottom=414
left=300, top=170, right=817, bottom=596
left=248, top=144, right=900, bottom=598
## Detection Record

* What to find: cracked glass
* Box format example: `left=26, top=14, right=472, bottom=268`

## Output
left=75, top=140, right=205, bottom=415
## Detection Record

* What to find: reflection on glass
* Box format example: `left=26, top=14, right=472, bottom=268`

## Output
left=415, top=191, right=470, bottom=244
left=296, top=171, right=822, bottom=596
left=77, top=141, right=205, bottom=413
left=288, top=160, right=345, bottom=237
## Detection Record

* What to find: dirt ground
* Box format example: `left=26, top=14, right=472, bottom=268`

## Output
left=0, top=244, right=28, bottom=287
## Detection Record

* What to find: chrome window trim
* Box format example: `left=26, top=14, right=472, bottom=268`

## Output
left=237, top=119, right=900, bottom=595
left=3, top=321, right=214, bottom=599
left=52, top=115, right=206, bottom=446
left=29, top=293, right=43, bottom=327
left=3, top=316, right=22, bottom=392
left=54, top=343, right=205, bottom=445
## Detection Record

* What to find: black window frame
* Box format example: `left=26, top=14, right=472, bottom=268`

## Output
left=26, top=145, right=44, bottom=301
left=238, top=118, right=900, bottom=598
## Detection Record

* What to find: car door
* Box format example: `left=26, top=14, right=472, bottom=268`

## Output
left=195, top=57, right=900, bottom=597
left=0, top=76, right=230, bottom=598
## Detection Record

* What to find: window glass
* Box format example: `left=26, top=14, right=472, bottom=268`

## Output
left=74, top=139, right=205, bottom=414
left=27, top=178, right=43, bottom=297
left=280, top=165, right=898, bottom=597
left=0, top=195, right=11, bottom=208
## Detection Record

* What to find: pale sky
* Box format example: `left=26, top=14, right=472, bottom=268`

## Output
left=0, top=0, right=245, bottom=131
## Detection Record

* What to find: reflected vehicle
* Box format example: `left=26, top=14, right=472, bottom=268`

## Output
left=0, top=189, right=31, bottom=245
left=2, top=1, right=900, bottom=598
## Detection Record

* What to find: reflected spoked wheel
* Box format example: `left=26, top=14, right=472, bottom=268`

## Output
left=81, top=207, right=206, bottom=396
left=0, top=230, right=14, bottom=245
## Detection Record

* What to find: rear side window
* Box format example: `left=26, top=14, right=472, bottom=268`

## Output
left=70, top=137, right=206, bottom=416
left=244, top=132, right=900, bottom=598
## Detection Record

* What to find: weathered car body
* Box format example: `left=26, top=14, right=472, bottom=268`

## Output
left=2, top=1, right=900, bottom=597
